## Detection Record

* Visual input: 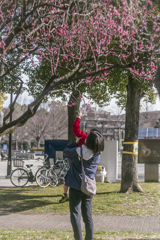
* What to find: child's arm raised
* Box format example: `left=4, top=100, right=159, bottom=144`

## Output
left=72, top=110, right=87, bottom=139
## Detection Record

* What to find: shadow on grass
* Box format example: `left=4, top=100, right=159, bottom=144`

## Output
left=0, top=186, right=65, bottom=214
left=96, top=191, right=119, bottom=195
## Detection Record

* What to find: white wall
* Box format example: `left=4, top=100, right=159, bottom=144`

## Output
left=100, top=140, right=118, bottom=183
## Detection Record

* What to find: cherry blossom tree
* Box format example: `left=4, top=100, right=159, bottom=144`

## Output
left=0, top=0, right=157, bottom=132
left=0, top=0, right=160, bottom=192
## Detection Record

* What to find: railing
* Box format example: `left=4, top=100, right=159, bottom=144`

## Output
left=0, top=150, right=35, bottom=160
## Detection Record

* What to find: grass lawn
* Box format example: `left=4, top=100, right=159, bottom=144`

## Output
left=0, top=183, right=160, bottom=239
left=0, top=182, right=159, bottom=215
left=0, top=230, right=160, bottom=240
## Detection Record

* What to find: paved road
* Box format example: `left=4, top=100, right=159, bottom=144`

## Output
left=118, top=157, right=160, bottom=182
left=0, top=214, right=159, bottom=233
left=0, top=158, right=44, bottom=187
left=0, top=157, right=160, bottom=187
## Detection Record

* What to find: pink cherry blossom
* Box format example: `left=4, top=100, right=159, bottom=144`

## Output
left=0, top=0, right=158, bottom=110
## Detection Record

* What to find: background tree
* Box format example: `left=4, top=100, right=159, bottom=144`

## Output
left=26, top=101, right=67, bottom=148
left=0, top=93, right=7, bottom=112
left=47, top=101, right=68, bottom=140
left=154, top=118, right=160, bottom=128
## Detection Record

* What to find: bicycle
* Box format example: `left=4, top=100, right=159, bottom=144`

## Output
left=10, top=155, right=48, bottom=187
left=36, top=158, right=69, bottom=188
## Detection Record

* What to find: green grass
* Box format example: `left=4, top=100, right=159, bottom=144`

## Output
left=0, top=230, right=160, bottom=240
left=92, top=182, right=160, bottom=216
left=0, top=182, right=160, bottom=215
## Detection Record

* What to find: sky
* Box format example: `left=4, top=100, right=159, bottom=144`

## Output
left=3, top=90, right=160, bottom=113
left=3, top=72, right=160, bottom=112
left=155, top=97, right=160, bottom=111
left=4, top=92, right=34, bottom=108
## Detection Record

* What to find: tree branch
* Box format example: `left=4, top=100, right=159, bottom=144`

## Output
left=0, top=47, right=38, bottom=80
left=0, top=59, right=142, bottom=135
left=3, top=74, right=23, bottom=125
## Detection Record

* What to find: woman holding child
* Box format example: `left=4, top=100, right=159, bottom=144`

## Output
left=63, top=110, right=104, bottom=240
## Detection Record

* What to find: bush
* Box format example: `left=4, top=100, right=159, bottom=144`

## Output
left=30, top=147, right=44, bottom=152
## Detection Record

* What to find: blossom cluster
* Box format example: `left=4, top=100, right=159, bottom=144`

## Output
left=0, top=0, right=159, bottom=106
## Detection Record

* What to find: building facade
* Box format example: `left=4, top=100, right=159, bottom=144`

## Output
left=81, top=107, right=160, bottom=142
left=81, top=107, right=125, bottom=141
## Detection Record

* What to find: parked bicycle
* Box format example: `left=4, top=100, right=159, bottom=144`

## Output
left=36, top=158, right=69, bottom=188
left=10, top=155, right=48, bottom=187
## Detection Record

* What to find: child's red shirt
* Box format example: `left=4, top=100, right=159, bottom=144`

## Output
left=72, top=118, right=87, bottom=147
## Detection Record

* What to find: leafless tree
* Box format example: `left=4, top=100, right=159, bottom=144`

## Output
left=26, top=101, right=67, bottom=148
left=139, top=100, right=157, bottom=128
left=48, top=101, right=68, bottom=140
left=11, top=102, right=29, bottom=150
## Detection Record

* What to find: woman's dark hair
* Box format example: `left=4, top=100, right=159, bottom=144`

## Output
left=85, top=129, right=104, bottom=154
left=90, top=128, right=102, bottom=134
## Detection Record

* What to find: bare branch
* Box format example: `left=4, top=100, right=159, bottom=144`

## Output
left=50, top=89, right=71, bottom=94
left=3, top=74, right=23, bottom=125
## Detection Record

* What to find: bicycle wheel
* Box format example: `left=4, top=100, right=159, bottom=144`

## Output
left=36, top=167, right=51, bottom=188
left=10, top=168, right=29, bottom=187
left=48, top=169, right=58, bottom=187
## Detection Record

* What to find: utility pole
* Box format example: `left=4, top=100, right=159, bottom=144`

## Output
left=7, top=92, right=13, bottom=176
left=101, top=122, right=104, bottom=137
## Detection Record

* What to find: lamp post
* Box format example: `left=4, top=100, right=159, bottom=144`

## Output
left=7, top=92, right=12, bottom=176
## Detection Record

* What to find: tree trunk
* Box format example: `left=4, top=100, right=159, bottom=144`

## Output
left=68, top=90, right=81, bottom=143
left=120, top=75, right=144, bottom=193
left=15, top=139, right=18, bottom=151
left=36, top=137, right=40, bottom=148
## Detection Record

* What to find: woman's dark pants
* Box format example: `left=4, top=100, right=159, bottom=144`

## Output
left=69, top=188, right=93, bottom=240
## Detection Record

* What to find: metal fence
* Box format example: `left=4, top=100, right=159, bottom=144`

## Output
left=138, top=128, right=160, bottom=139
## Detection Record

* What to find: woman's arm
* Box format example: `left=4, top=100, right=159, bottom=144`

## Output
left=64, top=141, right=77, bottom=149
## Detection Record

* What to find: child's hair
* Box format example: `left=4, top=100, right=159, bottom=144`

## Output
left=85, top=129, right=104, bottom=154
